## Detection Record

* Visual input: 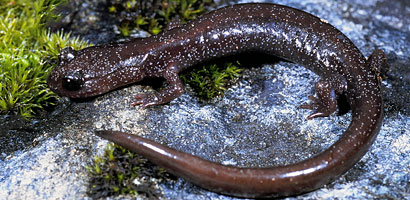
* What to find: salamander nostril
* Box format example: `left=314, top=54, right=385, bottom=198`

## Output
left=62, top=72, right=83, bottom=91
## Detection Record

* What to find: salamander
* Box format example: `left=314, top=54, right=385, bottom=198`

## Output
left=47, top=3, right=386, bottom=198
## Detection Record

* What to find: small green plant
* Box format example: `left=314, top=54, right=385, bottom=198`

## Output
left=108, top=0, right=214, bottom=36
left=0, top=0, right=90, bottom=118
left=148, top=18, right=162, bottom=35
left=118, top=22, right=131, bottom=37
left=160, top=0, right=209, bottom=24
left=86, top=143, right=173, bottom=198
left=182, top=62, right=242, bottom=99
left=134, top=15, right=148, bottom=29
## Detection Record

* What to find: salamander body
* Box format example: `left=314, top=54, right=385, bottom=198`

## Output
left=48, top=3, right=386, bottom=198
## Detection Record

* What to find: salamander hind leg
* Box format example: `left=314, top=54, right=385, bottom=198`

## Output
left=367, top=49, right=388, bottom=80
left=132, top=65, right=185, bottom=108
left=300, top=75, right=347, bottom=120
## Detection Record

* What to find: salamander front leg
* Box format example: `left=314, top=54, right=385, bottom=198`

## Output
left=300, top=76, right=347, bottom=120
left=132, top=66, right=185, bottom=108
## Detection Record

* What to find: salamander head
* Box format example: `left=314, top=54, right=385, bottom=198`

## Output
left=48, top=46, right=147, bottom=98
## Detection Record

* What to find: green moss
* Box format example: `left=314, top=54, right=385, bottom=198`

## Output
left=182, top=62, right=242, bottom=99
left=118, top=22, right=131, bottom=37
left=0, top=0, right=90, bottom=118
left=87, top=143, right=174, bottom=198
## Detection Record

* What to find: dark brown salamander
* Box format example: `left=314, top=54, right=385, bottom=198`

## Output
left=48, top=3, right=386, bottom=198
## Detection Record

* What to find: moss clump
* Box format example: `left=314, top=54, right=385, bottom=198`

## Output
left=0, top=0, right=89, bottom=118
left=86, top=143, right=174, bottom=198
left=182, top=62, right=242, bottom=99
left=108, top=0, right=214, bottom=36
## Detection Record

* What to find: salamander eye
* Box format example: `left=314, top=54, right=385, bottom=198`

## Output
left=62, top=71, right=83, bottom=91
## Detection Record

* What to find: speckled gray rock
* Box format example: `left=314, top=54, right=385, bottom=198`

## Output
left=0, top=0, right=409, bottom=199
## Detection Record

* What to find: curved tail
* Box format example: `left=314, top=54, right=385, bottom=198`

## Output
left=95, top=105, right=382, bottom=198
